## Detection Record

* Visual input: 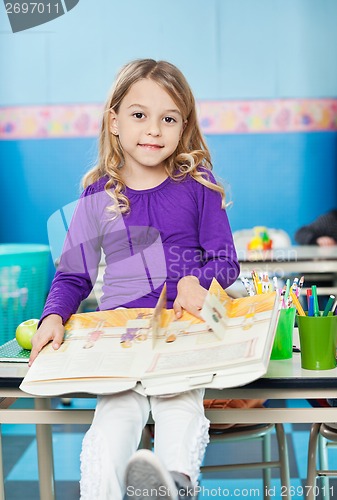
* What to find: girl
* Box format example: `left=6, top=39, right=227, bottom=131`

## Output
left=30, top=59, right=240, bottom=500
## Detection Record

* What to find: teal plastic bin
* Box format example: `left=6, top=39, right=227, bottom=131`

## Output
left=0, top=244, right=50, bottom=343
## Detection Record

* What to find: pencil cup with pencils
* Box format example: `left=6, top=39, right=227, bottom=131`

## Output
left=270, top=307, right=296, bottom=360
left=297, top=313, right=337, bottom=370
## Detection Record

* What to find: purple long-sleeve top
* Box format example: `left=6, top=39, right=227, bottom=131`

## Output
left=41, top=171, right=240, bottom=324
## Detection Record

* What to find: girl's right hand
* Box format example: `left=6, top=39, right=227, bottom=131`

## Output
left=29, top=314, right=64, bottom=366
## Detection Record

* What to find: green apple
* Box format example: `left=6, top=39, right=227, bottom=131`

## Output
left=16, top=319, right=39, bottom=350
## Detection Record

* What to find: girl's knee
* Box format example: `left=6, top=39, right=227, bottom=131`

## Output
left=94, top=391, right=150, bottom=427
left=150, top=389, right=205, bottom=419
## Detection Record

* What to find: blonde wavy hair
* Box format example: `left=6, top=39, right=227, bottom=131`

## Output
left=82, top=59, right=225, bottom=216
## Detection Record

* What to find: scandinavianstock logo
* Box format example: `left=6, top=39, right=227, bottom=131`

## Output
left=3, top=0, right=80, bottom=33
left=47, top=194, right=167, bottom=309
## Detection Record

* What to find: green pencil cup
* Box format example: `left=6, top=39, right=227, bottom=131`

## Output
left=270, top=307, right=296, bottom=360
left=297, top=313, right=337, bottom=370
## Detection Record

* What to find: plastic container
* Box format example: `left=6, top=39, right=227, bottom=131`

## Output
left=0, top=244, right=50, bottom=344
left=297, top=312, right=337, bottom=370
left=270, top=307, right=296, bottom=360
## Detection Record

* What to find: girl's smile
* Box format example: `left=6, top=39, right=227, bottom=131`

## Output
left=138, top=143, right=164, bottom=149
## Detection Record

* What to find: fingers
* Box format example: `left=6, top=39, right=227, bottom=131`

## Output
left=51, top=328, right=64, bottom=350
left=29, top=325, right=64, bottom=366
left=174, top=298, right=203, bottom=319
left=29, top=338, right=57, bottom=366
left=29, top=334, right=49, bottom=366
left=317, top=236, right=336, bottom=247
left=29, top=341, right=42, bottom=366
left=187, top=305, right=203, bottom=319
left=173, top=300, right=182, bottom=319
left=174, top=278, right=208, bottom=319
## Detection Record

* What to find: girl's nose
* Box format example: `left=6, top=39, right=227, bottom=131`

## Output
left=146, top=119, right=161, bottom=136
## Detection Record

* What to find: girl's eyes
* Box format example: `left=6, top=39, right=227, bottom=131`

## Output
left=132, top=113, right=177, bottom=124
left=163, top=116, right=177, bottom=124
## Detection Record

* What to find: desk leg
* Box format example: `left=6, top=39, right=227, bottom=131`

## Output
left=306, top=423, right=321, bottom=500
left=0, top=397, right=17, bottom=500
left=0, top=425, right=5, bottom=500
left=35, top=398, right=55, bottom=500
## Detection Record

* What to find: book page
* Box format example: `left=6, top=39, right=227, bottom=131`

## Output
left=23, top=326, right=155, bottom=383
left=145, top=338, right=254, bottom=375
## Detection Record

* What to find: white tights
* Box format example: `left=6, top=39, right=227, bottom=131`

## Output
left=80, top=388, right=209, bottom=500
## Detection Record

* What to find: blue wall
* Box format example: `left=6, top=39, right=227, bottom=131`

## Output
left=208, top=132, right=337, bottom=237
left=2, top=0, right=337, bottom=103
left=1, top=132, right=336, bottom=246
left=1, top=0, right=337, bottom=245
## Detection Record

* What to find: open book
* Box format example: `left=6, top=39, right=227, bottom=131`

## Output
left=20, top=279, right=279, bottom=396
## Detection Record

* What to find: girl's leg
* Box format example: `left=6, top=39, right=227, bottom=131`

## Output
left=150, top=389, right=210, bottom=486
left=80, top=390, right=150, bottom=500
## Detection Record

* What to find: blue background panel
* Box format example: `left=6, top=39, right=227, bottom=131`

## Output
left=1, top=132, right=336, bottom=246
left=208, top=132, right=337, bottom=237
left=1, top=0, right=337, bottom=105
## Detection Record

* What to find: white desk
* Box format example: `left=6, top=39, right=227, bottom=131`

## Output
left=237, top=245, right=337, bottom=295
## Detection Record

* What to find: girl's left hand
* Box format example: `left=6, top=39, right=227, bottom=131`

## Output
left=173, top=275, right=208, bottom=319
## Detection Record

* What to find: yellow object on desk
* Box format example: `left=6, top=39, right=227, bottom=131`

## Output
left=247, top=226, right=273, bottom=251
left=290, top=291, right=306, bottom=316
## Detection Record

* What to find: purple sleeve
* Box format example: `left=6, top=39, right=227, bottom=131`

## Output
left=190, top=175, right=240, bottom=289
left=40, top=272, right=94, bottom=325
left=40, top=186, right=102, bottom=325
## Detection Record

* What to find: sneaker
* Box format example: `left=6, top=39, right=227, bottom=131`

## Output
left=124, top=449, right=178, bottom=499
left=170, top=471, right=196, bottom=499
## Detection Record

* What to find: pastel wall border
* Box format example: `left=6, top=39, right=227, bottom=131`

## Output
left=198, top=99, right=337, bottom=134
left=1, top=99, right=337, bottom=140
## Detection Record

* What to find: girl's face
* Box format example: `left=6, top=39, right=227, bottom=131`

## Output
left=110, top=79, right=186, bottom=174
